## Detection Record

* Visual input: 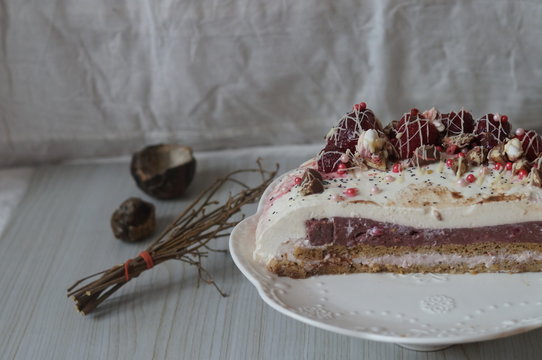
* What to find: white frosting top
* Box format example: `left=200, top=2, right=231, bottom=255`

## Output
left=254, top=159, right=542, bottom=263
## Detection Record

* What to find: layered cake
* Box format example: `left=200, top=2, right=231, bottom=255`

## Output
left=254, top=102, right=542, bottom=278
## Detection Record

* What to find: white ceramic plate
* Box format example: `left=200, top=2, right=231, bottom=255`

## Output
left=230, top=214, right=542, bottom=351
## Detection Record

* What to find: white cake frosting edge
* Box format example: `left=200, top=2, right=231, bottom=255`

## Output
left=254, top=160, right=542, bottom=264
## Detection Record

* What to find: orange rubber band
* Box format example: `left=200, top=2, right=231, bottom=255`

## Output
left=124, top=259, right=132, bottom=281
left=140, top=251, right=154, bottom=269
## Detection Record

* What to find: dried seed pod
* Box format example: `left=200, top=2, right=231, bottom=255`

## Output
left=300, top=168, right=324, bottom=196
left=466, top=146, right=487, bottom=167
left=111, top=198, right=156, bottom=242
left=131, top=144, right=196, bottom=199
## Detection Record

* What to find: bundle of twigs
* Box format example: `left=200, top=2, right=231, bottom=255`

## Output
left=67, top=161, right=278, bottom=315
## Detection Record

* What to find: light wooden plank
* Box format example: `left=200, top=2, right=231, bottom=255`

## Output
left=0, top=146, right=541, bottom=360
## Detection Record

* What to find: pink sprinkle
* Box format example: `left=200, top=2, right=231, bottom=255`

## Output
left=331, top=194, right=343, bottom=202
left=344, top=188, right=358, bottom=197
left=294, top=177, right=302, bottom=185
left=515, top=128, right=525, bottom=136
left=384, top=175, right=396, bottom=182
left=493, top=113, right=500, bottom=122
left=457, top=179, right=468, bottom=187
left=340, top=154, right=350, bottom=163
left=371, top=186, right=381, bottom=194
left=353, top=102, right=367, bottom=111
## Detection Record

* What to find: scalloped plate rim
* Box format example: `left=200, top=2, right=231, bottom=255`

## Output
left=229, top=214, right=542, bottom=347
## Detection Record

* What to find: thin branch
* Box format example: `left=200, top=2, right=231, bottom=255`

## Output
left=67, top=162, right=278, bottom=315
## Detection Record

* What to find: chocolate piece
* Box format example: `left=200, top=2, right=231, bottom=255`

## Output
left=488, top=142, right=508, bottom=164
left=450, top=157, right=468, bottom=176
left=306, top=217, right=542, bottom=247
left=300, top=168, right=324, bottom=196
left=382, top=120, right=399, bottom=139
left=529, top=168, right=542, bottom=188
left=442, top=133, right=476, bottom=150
left=111, top=198, right=156, bottom=242
left=411, top=145, right=440, bottom=167
left=513, top=158, right=531, bottom=173
left=466, top=146, right=487, bottom=167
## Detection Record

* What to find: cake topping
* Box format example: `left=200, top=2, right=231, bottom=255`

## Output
left=475, top=113, right=512, bottom=149
left=517, top=169, right=528, bottom=180
left=411, top=145, right=440, bottom=167
left=520, top=130, right=542, bottom=161
left=488, top=142, right=508, bottom=164
left=505, top=162, right=513, bottom=171
left=326, top=107, right=379, bottom=151
left=529, top=168, right=542, bottom=187
left=450, top=157, right=468, bottom=176
left=393, top=114, right=439, bottom=159
left=465, top=146, right=487, bottom=167
left=300, top=169, right=324, bottom=196
left=504, top=138, right=524, bottom=161
left=442, top=133, right=476, bottom=154
left=337, top=163, right=347, bottom=175
left=355, top=129, right=393, bottom=171
left=317, top=146, right=344, bottom=173
left=316, top=103, right=542, bottom=181
left=443, top=110, right=475, bottom=136
left=344, top=187, right=358, bottom=197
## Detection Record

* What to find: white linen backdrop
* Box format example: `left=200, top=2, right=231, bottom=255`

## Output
left=1, top=0, right=541, bottom=166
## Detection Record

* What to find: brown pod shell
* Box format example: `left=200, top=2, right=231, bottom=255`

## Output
left=131, top=144, right=196, bottom=199
left=111, top=197, right=156, bottom=242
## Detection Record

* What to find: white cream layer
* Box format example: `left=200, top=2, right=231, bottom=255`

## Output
left=254, top=160, right=542, bottom=264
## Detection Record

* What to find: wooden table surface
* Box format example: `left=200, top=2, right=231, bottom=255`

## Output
left=1, top=145, right=541, bottom=360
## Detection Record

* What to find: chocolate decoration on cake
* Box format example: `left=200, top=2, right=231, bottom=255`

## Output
left=300, top=168, right=324, bottom=196
left=466, top=146, right=487, bottom=167
left=488, top=142, right=508, bottom=164
left=411, top=145, right=440, bottom=167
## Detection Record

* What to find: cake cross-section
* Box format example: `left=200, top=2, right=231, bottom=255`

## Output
left=254, top=103, right=542, bottom=278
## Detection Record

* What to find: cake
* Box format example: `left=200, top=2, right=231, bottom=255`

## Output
left=254, top=102, right=542, bottom=278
